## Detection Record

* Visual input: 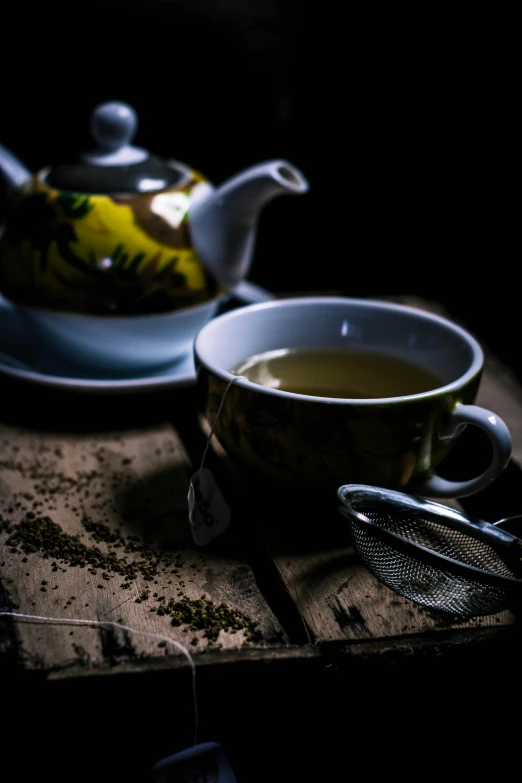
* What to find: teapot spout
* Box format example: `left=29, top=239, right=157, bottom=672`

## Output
left=0, top=144, right=33, bottom=192
left=189, top=159, right=309, bottom=289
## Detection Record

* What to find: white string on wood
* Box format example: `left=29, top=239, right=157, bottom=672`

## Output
left=0, top=610, right=199, bottom=745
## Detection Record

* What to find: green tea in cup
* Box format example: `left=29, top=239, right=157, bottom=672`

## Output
left=231, top=346, right=442, bottom=399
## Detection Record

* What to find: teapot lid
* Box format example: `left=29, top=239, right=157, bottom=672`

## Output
left=46, top=101, right=185, bottom=194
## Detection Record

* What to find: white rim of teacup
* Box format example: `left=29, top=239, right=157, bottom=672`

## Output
left=194, top=296, right=485, bottom=405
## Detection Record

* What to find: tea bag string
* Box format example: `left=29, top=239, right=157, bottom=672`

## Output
left=0, top=611, right=198, bottom=745
left=199, top=375, right=243, bottom=469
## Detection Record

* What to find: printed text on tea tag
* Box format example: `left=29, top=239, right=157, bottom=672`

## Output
left=188, top=467, right=231, bottom=546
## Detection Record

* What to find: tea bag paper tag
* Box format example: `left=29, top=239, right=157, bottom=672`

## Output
left=153, top=740, right=237, bottom=782
left=188, top=467, right=231, bottom=546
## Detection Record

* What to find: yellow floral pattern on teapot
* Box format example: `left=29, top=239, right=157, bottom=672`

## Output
left=0, top=169, right=220, bottom=315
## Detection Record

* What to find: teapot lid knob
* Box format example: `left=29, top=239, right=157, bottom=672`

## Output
left=82, top=101, right=148, bottom=166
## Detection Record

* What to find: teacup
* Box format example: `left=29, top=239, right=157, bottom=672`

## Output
left=193, top=296, right=512, bottom=498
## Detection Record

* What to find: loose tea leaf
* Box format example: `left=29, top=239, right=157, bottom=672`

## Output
left=0, top=513, right=263, bottom=644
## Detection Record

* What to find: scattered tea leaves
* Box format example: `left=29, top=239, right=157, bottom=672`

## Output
left=0, top=513, right=263, bottom=644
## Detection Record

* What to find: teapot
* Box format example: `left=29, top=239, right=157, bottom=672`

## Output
left=0, top=100, right=310, bottom=317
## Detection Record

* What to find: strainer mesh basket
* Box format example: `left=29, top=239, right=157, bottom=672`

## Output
left=346, top=508, right=519, bottom=617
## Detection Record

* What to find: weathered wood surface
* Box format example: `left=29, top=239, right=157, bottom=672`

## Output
left=0, top=421, right=285, bottom=675
left=1, top=294, right=522, bottom=687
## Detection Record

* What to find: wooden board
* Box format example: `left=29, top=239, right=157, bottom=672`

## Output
left=2, top=294, right=522, bottom=684
left=0, top=421, right=286, bottom=674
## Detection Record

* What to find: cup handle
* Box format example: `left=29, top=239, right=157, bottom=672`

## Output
left=415, top=403, right=512, bottom=499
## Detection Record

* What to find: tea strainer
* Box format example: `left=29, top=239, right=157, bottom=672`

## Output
left=337, top=484, right=522, bottom=618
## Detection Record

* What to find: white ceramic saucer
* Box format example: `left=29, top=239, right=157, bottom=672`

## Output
left=0, top=281, right=274, bottom=395
left=0, top=340, right=198, bottom=395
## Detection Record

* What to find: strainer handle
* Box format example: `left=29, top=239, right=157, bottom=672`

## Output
left=414, top=403, right=512, bottom=499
